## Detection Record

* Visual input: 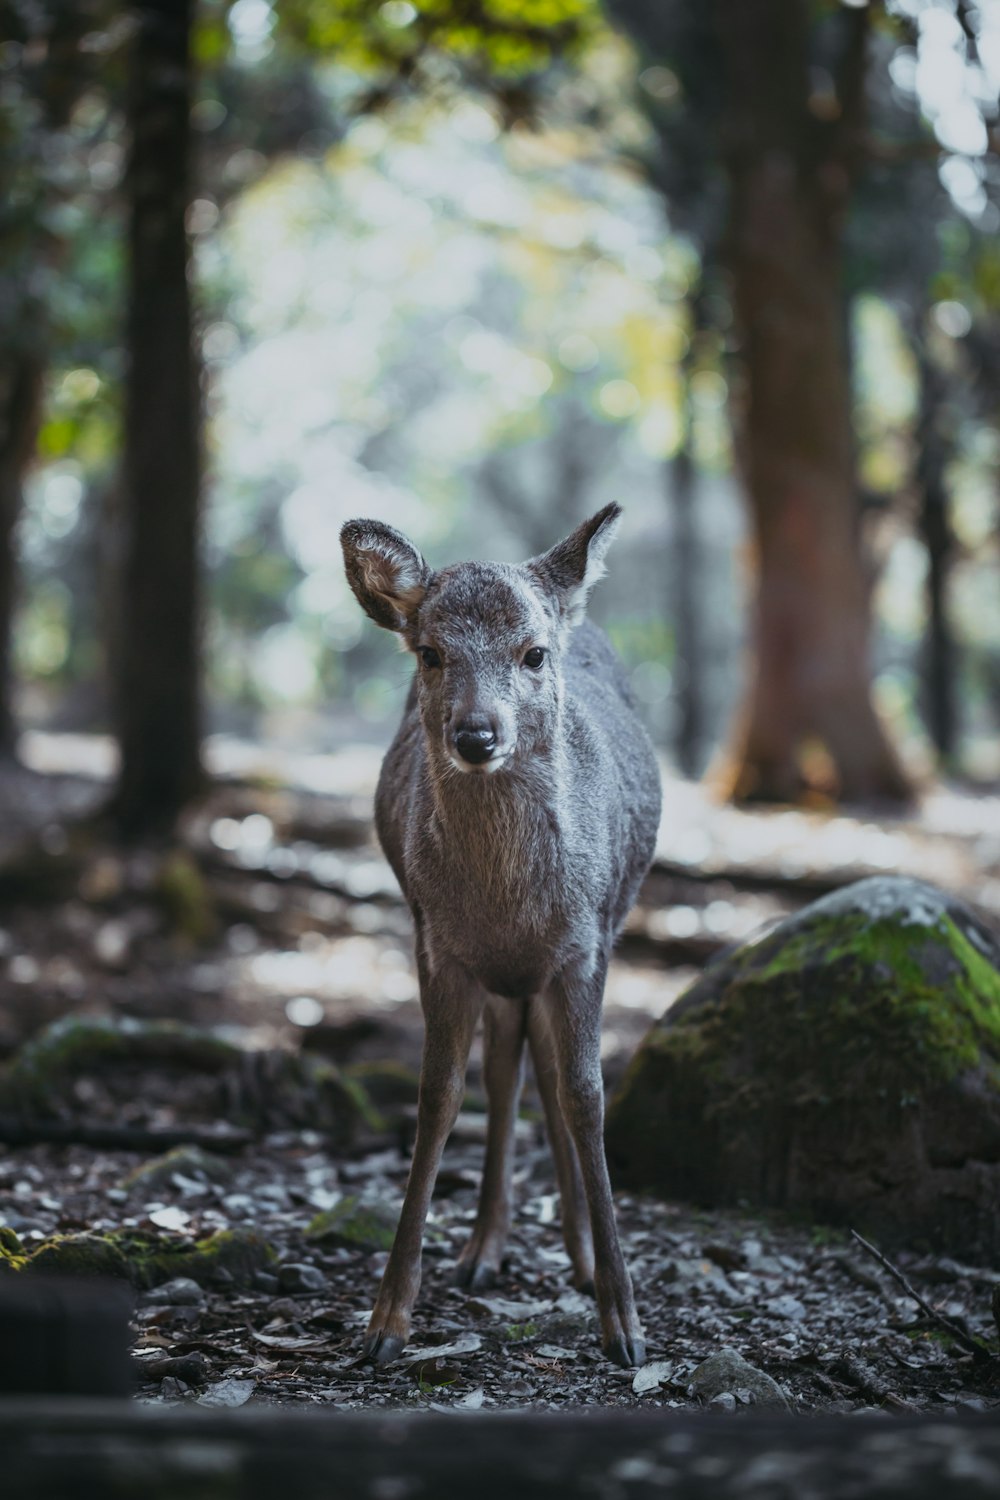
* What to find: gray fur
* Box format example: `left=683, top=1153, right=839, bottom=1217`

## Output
left=340, top=503, right=662, bottom=1368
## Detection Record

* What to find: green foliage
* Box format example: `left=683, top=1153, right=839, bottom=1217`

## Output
left=275, top=0, right=599, bottom=81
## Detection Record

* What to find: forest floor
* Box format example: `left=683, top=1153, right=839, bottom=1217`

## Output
left=1, top=732, right=999, bottom=1416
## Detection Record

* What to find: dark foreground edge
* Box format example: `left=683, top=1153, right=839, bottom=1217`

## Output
left=2, top=1400, right=1000, bottom=1499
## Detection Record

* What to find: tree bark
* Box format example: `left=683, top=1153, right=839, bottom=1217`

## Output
left=0, top=354, right=42, bottom=753
left=714, top=0, right=909, bottom=804
left=671, top=290, right=706, bottom=778
left=913, top=343, right=956, bottom=762
left=114, top=0, right=202, bottom=837
left=607, top=0, right=910, bottom=804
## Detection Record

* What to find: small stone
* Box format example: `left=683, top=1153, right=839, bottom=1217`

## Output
left=687, top=1349, right=790, bottom=1411
left=764, top=1294, right=807, bottom=1321
left=159, top=1376, right=190, bottom=1399
left=153, top=1277, right=205, bottom=1305
left=278, top=1262, right=326, bottom=1294
left=253, top=1271, right=280, bottom=1293
left=305, top=1195, right=398, bottom=1253
left=709, top=1391, right=737, bottom=1411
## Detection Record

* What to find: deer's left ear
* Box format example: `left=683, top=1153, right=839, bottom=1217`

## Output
left=527, top=503, right=622, bottom=626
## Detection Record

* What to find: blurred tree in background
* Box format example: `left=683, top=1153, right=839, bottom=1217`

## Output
left=1, top=0, right=999, bottom=833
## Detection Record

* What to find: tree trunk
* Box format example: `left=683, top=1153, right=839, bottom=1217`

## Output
left=712, top=0, right=909, bottom=804
left=671, top=290, right=706, bottom=778
left=914, top=343, right=956, bottom=762
left=0, top=353, right=42, bottom=754
left=114, top=0, right=202, bottom=837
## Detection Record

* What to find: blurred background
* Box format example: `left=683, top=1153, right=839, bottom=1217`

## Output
left=3, top=0, right=999, bottom=835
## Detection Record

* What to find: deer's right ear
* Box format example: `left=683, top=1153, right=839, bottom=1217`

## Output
left=340, top=520, right=431, bottom=635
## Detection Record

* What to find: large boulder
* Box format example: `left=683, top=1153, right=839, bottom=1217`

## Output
left=605, top=877, right=1000, bottom=1260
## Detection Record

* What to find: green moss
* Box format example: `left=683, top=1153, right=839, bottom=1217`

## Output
left=155, top=849, right=218, bottom=945
left=0, top=1226, right=27, bottom=1273
left=12, top=1226, right=275, bottom=1288
left=305, top=1195, right=398, bottom=1252
left=501, top=1321, right=539, bottom=1342
left=122, top=1227, right=276, bottom=1288
left=26, top=1232, right=131, bottom=1280
left=645, top=905, right=1000, bottom=1116
left=323, top=1065, right=384, bottom=1134
left=345, top=1059, right=419, bottom=1113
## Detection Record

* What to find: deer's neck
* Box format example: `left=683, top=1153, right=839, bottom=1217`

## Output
left=426, top=739, right=569, bottom=891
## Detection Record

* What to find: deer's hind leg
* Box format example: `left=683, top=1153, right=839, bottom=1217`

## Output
left=527, top=1000, right=595, bottom=1293
left=454, top=995, right=527, bottom=1291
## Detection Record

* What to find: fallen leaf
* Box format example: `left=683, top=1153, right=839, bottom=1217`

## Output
left=197, top=1378, right=256, bottom=1408
left=467, top=1297, right=553, bottom=1320
left=147, top=1206, right=191, bottom=1232
left=399, top=1334, right=482, bottom=1363
left=633, top=1360, right=675, bottom=1395
left=251, top=1328, right=331, bottom=1351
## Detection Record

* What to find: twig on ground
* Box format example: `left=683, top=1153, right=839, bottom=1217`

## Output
left=850, top=1229, right=994, bottom=1364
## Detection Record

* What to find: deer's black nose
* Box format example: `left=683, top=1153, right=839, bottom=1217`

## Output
left=454, top=721, right=497, bottom=764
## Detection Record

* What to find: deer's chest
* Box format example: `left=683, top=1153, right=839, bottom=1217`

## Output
left=411, top=811, right=584, bottom=999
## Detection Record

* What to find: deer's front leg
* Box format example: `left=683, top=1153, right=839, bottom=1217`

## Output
left=454, top=996, right=527, bottom=1291
left=542, top=953, right=645, bottom=1369
left=362, top=959, right=482, bottom=1366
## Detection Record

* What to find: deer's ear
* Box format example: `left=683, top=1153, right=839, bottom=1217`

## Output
left=341, top=520, right=431, bottom=634
left=527, top=503, right=622, bottom=626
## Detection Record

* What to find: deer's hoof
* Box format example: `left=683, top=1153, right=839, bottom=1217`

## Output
left=453, top=1257, right=499, bottom=1292
left=602, top=1332, right=646, bottom=1369
left=574, top=1274, right=596, bottom=1298
left=360, top=1329, right=406, bottom=1367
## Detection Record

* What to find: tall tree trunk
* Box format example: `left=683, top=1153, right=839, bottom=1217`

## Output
left=115, top=0, right=202, bottom=836
left=0, top=354, right=42, bottom=753
left=671, top=289, right=705, bottom=778
left=715, top=0, right=909, bottom=803
left=913, top=343, right=956, bottom=763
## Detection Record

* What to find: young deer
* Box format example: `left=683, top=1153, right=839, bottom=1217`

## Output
left=340, top=504, right=661, bottom=1368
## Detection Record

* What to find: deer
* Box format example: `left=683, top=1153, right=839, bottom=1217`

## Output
left=340, top=503, right=661, bottom=1368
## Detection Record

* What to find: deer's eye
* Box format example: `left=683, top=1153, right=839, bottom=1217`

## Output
left=418, top=646, right=441, bottom=670
left=523, top=647, right=546, bottom=670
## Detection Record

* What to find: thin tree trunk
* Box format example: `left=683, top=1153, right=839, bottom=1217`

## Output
left=0, top=353, right=42, bottom=753
left=715, top=0, right=909, bottom=804
left=114, top=0, right=202, bottom=836
left=914, top=344, right=956, bottom=762
left=671, top=291, right=705, bottom=778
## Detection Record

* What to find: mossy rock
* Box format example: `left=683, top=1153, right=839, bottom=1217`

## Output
left=24, top=1232, right=132, bottom=1281
left=0, top=1016, right=377, bottom=1142
left=119, top=1145, right=236, bottom=1195
left=606, top=877, right=1000, bottom=1259
left=0, top=1015, right=238, bottom=1114
left=17, top=1226, right=276, bottom=1288
left=344, top=1059, right=419, bottom=1115
left=0, top=1226, right=27, bottom=1273
left=305, top=1195, right=399, bottom=1252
